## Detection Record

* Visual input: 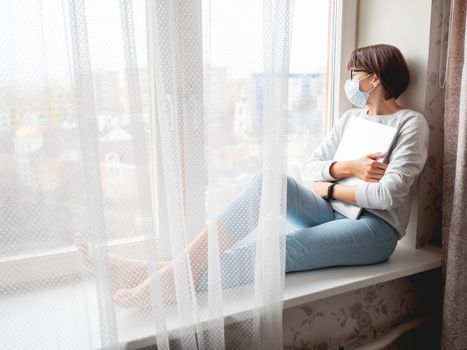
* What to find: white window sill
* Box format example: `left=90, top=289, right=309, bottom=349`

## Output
left=283, top=243, right=441, bottom=309
left=0, top=244, right=441, bottom=350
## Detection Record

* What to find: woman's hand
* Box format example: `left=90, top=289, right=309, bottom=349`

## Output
left=350, top=152, right=388, bottom=183
left=311, top=181, right=333, bottom=198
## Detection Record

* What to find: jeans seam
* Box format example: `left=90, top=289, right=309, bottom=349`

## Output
left=286, top=233, right=397, bottom=255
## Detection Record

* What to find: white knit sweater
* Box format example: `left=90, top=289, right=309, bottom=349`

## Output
left=301, top=107, right=430, bottom=240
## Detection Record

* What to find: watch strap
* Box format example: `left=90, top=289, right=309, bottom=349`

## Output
left=326, top=183, right=336, bottom=201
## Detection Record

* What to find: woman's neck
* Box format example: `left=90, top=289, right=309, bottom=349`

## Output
left=366, top=98, right=404, bottom=116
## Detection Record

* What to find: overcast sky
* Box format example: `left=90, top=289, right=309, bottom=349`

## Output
left=208, top=0, right=329, bottom=78
left=0, top=0, right=329, bottom=87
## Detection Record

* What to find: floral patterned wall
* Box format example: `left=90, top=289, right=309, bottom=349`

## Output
left=281, top=0, right=447, bottom=348
left=282, top=269, right=441, bottom=349
left=416, top=0, right=450, bottom=249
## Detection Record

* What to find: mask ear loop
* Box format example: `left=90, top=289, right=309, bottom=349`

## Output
left=361, top=73, right=378, bottom=94
left=368, top=82, right=378, bottom=94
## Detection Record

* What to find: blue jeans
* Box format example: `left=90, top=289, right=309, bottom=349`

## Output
left=196, top=172, right=399, bottom=291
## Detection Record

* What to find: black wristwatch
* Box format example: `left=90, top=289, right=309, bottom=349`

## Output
left=326, top=183, right=336, bottom=201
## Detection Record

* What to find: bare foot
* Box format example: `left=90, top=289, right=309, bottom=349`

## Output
left=73, top=232, right=168, bottom=292
left=112, top=224, right=226, bottom=308
left=113, top=277, right=153, bottom=308
left=112, top=268, right=177, bottom=308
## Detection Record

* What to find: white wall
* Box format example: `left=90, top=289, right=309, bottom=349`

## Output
left=355, top=0, right=433, bottom=247
left=356, top=0, right=432, bottom=115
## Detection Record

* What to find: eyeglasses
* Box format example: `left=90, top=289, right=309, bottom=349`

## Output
left=349, top=68, right=367, bottom=80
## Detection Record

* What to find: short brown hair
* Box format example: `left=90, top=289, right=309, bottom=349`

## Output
left=346, top=44, right=410, bottom=100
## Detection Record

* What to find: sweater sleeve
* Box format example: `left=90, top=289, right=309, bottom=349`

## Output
left=301, top=109, right=352, bottom=182
left=355, top=114, right=430, bottom=210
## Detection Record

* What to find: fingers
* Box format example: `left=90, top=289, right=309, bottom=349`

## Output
left=365, top=169, right=385, bottom=182
left=365, top=176, right=379, bottom=182
left=370, top=168, right=386, bottom=176
left=375, top=161, right=388, bottom=169
left=366, top=151, right=387, bottom=160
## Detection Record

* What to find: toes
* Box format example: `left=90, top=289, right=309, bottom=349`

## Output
left=112, top=285, right=152, bottom=308
left=73, top=233, right=90, bottom=252
left=73, top=232, right=84, bottom=242
left=73, top=232, right=94, bottom=269
left=113, top=289, right=132, bottom=307
left=160, top=260, right=170, bottom=268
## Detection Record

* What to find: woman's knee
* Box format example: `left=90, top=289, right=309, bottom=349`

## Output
left=360, top=238, right=398, bottom=265
left=384, top=238, right=398, bottom=260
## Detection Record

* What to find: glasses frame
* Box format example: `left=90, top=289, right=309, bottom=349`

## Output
left=350, top=68, right=367, bottom=80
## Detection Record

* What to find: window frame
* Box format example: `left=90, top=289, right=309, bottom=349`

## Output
left=0, top=0, right=357, bottom=289
left=327, top=0, right=358, bottom=129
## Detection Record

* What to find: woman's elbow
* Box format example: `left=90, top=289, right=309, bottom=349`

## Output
left=374, top=178, right=411, bottom=210
left=368, top=188, right=405, bottom=210
left=381, top=192, right=407, bottom=210
left=367, top=198, right=397, bottom=211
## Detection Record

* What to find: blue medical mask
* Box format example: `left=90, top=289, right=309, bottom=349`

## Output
left=344, top=73, right=377, bottom=108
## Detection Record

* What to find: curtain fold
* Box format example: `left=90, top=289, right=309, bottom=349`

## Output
left=440, top=0, right=467, bottom=349
left=0, top=0, right=294, bottom=349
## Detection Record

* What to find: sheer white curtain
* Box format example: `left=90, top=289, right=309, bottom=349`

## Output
left=0, top=0, right=293, bottom=349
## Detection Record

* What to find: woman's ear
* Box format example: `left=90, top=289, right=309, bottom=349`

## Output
left=372, top=74, right=381, bottom=86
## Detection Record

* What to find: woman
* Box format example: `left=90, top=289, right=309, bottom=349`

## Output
left=74, top=43, right=430, bottom=308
